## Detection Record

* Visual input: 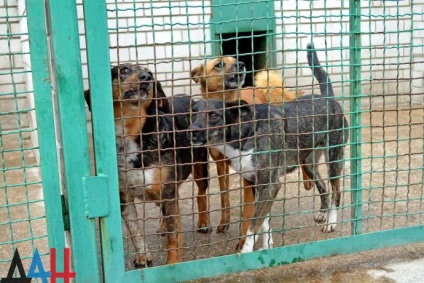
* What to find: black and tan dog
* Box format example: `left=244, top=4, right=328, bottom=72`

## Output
left=85, top=65, right=209, bottom=266
left=190, top=44, right=349, bottom=252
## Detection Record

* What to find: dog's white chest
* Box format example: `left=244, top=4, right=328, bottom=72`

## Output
left=116, top=136, right=139, bottom=169
left=119, top=168, right=155, bottom=197
left=215, top=145, right=255, bottom=179
left=115, top=126, right=155, bottom=197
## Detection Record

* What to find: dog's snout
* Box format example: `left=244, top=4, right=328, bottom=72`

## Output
left=190, top=124, right=206, bottom=145
left=139, top=71, right=152, bottom=82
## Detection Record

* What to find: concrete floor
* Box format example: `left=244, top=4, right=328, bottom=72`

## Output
left=0, top=132, right=49, bottom=274
left=126, top=104, right=424, bottom=268
left=0, top=104, right=423, bottom=282
left=189, top=242, right=424, bottom=283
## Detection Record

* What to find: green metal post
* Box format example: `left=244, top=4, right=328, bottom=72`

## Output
left=25, top=0, right=65, bottom=269
left=349, top=0, right=363, bottom=235
left=46, top=0, right=101, bottom=281
left=82, top=0, right=128, bottom=281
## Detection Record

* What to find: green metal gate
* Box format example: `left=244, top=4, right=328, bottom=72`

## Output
left=18, top=0, right=424, bottom=282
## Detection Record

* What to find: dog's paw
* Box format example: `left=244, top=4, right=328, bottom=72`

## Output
left=322, top=206, right=337, bottom=233
left=261, top=235, right=274, bottom=250
left=321, top=223, right=337, bottom=233
left=239, top=231, right=256, bottom=253
left=235, top=239, right=245, bottom=252
left=314, top=212, right=326, bottom=223
left=259, top=241, right=274, bottom=251
left=216, top=223, right=230, bottom=234
left=240, top=239, right=254, bottom=253
left=133, top=252, right=153, bottom=268
left=197, top=223, right=212, bottom=233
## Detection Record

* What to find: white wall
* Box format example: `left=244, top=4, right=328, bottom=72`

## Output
left=6, top=0, right=424, bottom=140
left=73, top=0, right=424, bottom=107
left=77, top=0, right=212, bottom=97
left=0, top=0, right=32, bottom=137
left=411, top=0, right=424, bottom=104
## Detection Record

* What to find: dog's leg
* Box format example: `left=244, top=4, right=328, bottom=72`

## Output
left=323, top=195, right=338, bottom=233
left=121, top=192, right=153, bottom=268
left=236, top=179, right=255, bottom=251
left=302, top=151, right=329, bottom=223
left=210, top=149, right=231, bottom=233
left=322, top=176, right=341, bottom=232
left=260, top=214, right=273, bottom=250
left=301, top=165, right=314, bottom=190
left=143, top=188, right=166, bottom=236
left=241, top=182, right=280, bottom=253
left=193, top=162, right=211, bottom=233
left=155, top=206, right=167, bottom=236
left=322, top=155, right=343, bottom=233
left=320, top=134, right=346, bottom=233
left=161, top=184, right=183, bottom=264
left=240, top=226, right=258, bottom=253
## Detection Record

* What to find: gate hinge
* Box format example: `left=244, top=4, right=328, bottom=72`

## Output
left=82, top=175, right=110, bottom=218
left=61, top=195, right=70, bottom=231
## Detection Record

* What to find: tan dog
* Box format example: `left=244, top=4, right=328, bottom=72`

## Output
left=191, top=57, right=311, bottom=238
left=191, top=57, right=298, bottom=103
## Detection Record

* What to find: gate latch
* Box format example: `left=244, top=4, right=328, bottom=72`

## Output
left=82, top=175, right=110, bottom=218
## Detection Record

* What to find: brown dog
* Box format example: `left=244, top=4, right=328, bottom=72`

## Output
left=190, top=57, right=299, bottom=103
left=191, top=57, right=311, bottom=238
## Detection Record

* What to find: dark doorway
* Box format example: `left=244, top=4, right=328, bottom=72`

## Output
left=220, top=31, right=268, bottom=87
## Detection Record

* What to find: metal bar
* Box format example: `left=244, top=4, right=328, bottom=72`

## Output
left=46, top=0, right=101, bottom=281
left=124, top=225, right=424, bottom=283
left=82, top=0, right=126, bottom=281
left=25, top=0, right=65, bottom=271
left=349, top=0, right=363, bottom=235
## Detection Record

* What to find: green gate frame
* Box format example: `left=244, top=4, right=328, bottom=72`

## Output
left=25, top=0, right=65, bottom=273
left=26, top=0, right=424, bottom=282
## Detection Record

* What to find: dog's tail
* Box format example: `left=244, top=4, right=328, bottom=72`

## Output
left=254, top=70, right=299, bottom=102
left=307, top=43, right=334, bottom=97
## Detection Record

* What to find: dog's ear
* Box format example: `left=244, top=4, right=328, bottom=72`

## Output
left=111, top=66, right=120, bottom=81
left=84, top=89, right=91, bottom=112
left=190, top=64, right=204, bottom=84
left=226, top=100, right=250, bottom=121
left=153, top=81, right=169, bottom=113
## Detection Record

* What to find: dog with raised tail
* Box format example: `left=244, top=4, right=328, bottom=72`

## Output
left=190, top=43, right=348, bottom=252
left=190, top=56, right=309, bottom=234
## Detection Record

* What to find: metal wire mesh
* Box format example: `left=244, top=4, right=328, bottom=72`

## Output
left=360, top=1, right=424, bottom=234
left=3, top=0, right=424, bottom=280
left=0, top=0, right=49, bottom=276
left=82, top=0, right=423, bottom=269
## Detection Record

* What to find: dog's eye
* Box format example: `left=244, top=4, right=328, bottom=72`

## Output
left=214, top=62, right=223, bottom=69
left=210, top=113, right=219, bottom=119
left=120, top=67, right=130, bottom=75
